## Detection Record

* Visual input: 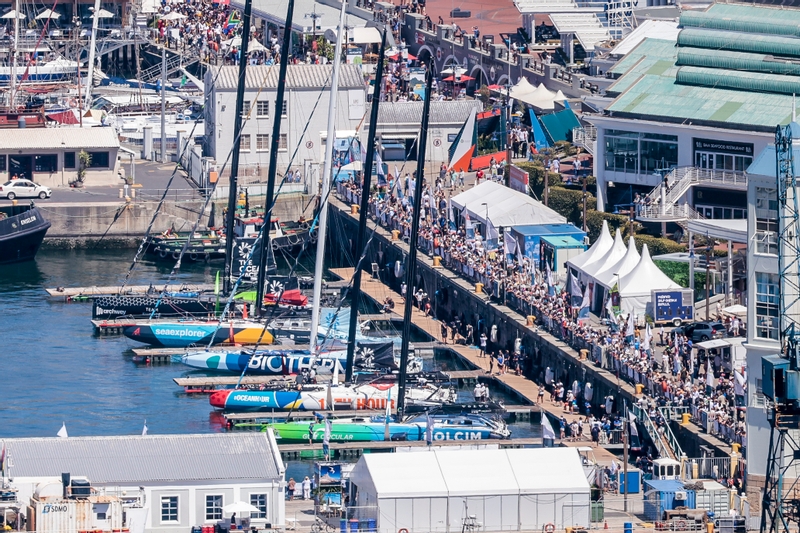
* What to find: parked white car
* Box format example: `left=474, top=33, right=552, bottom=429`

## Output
left=0, top=179, right=52, bottom=200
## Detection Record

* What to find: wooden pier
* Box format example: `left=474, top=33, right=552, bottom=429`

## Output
left=277, top=436, right=544, bottom=460
left=46, top=283, right=214, bottom=298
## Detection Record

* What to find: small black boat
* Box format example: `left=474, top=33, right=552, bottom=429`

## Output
left=0, top=203, right=50, bottom=263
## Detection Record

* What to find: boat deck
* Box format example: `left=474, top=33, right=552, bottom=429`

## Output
left=46, top=283, right=214, bottom=297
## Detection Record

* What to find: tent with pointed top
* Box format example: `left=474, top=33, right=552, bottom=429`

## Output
left=593, top=236, right=640, bottom=290
left=618, top=244, right=681, bottom=316
left=567, top=220, right=612, bottom=280
left=582, top=228, right=626, bottom=279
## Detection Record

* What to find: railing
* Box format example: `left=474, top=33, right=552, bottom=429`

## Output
left=657, top=407, right=685, bottom=459
left=637, top=202, right=705, bottom=222
left=640, top=167, right=748, bottom=222
left=573, top=126, right=596, bottom=155
left=689, top=404, right=747, bottom=449
left=632, top=404, right=672, bottom=459
left=683, top=456, right=734, bottom=480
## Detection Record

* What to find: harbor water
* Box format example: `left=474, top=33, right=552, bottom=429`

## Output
left=0, top=249, right=540, bottom=447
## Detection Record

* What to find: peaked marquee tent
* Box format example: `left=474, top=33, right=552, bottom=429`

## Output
left=619, top=244, right=681, bottom=316
left=594, top=236, right=640, bottom=289
left=567, top=220, right=612, bottom=280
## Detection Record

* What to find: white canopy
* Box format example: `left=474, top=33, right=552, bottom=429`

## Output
left=161, top=11, right=186, bottom=20
left=94, top=8, right=115, bottom=18
left=619, top=244, right=681, bottom=315
left=583, top=228, right=625, bottom=278
left=350, top=447, right=590, bottom=498
left=594, top=236, right=640, bottom=289
left=1, top=10, right=25, bottom=19
left=324, top=26, right=382, bottom=45
left=510, top=77, right=536, bottom=99
left=567, top=220, right=612, bottom=274
left=36, top=8, right=60, bottom=19
left=451, top=181, right=566, bottom=229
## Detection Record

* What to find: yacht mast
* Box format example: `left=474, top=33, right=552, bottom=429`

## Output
left=309, top=0, right=347, bottom=355
left=10, top=0, right=18, bottom=107
left=85, top=0, right=101, bottom=108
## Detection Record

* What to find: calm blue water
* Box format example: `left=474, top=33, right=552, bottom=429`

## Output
left=0, top=249, right=541, bottom=443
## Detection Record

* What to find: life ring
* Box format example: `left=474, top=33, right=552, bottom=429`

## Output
left=158, top=249, right=168, bottom=259
left=172, top=251, right=180, bottom=260
left=676, top=520, right=687, bottom=531
left=69, top=98, right=78, bottom=108
left=544, top=524, right=555, bottom=533
left=189, top=252, right=198, bottom=261
left=398, top=529, right=409, bottom=533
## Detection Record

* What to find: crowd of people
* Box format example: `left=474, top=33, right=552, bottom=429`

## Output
left=335, top=167, right=747, bottom=463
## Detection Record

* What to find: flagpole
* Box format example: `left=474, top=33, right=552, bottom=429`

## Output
left=623, top=401, right=629, bottom=512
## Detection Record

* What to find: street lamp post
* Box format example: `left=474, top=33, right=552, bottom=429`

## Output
left=582, top=175, right=587, bottom=232
left=481, top=202, right=489, bottom=239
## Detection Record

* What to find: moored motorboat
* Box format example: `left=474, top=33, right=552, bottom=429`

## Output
left=0, top=203, right=50, bottom=263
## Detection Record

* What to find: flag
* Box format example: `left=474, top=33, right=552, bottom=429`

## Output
left=180, top=74, right=187, bottom=88
left=448, top=109, right=477, bottom=171
left=465, top=210, right=475, bottom=240
left=142, top=420, right=148, bottom=436
left=375, top=148, right=386, bottom=185
left=425, top=412, right=434, bottom=445
left=578, top=287, right=591, bottom=319
left=57, top=423, right=68, bottom=438
left=569, top=272, right=582, bottom=307
left=610, top=460, right=619, bottom=475
left=643, top=323, right=652, bottom=351
left=541, top=414, right=556, bottom=440
left=628, top=411, right=638, bottom=437
left=225, top=11, right=240, bottom=32
left=625, top=315, right=635, bottom=339
left=448, top=196, right=455, bottom=224
left=546, top=263, right=555, bottom=296
left=503, top=230, right=517, bottom=257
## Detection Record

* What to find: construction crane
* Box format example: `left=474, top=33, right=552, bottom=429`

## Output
left=760, top=124, right=800, bottom=533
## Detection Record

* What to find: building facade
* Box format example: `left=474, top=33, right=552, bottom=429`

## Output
left=0, top=127, right=121, bottom=188
left=204, top=63, right=366, bottom=186
left=1, top=433, right=286, bottom=533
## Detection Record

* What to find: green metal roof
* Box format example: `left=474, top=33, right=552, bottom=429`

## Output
left=607, top=38, right=679, bottom=95
left=676, top=66, right=800, bottom=95
left=677, top=27, right=800, bottom=58
left=680, top=4, right=800, bottom=38
left=607, top=39, right=792, bottom=131
left=676, top=48, right=800, bottom=76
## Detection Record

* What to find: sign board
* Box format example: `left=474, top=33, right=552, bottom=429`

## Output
left=652, top=289, right=694, bottom=325
left=509, top=164, right=529, bottom=194
left=232, top=237, right=275, bottom=283
left=348, top=89, right=364, bottom=120
left=692, top=138, right=753, bottom=156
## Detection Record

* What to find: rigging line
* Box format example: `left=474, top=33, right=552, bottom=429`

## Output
left=18, top=0, right=58, bottom=86
left=91, top=202, right=130, bottom=249
left=118, top=62, right=236, bottom=291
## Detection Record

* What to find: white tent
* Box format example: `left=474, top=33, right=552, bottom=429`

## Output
left=593, top=236, right=640, bottom=290
left=349, top=447, right=591, bottom=533
left=567, top=220, right=612, bottom=278
left=36, top=8, right=60, bottom=19
left=450, top=181, right=566, bottom=230
left=582, top=228, right=625, bottom=279
left=618, top=244, right=681, bottom=316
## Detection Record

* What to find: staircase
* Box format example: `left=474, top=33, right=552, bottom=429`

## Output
left=636, top=166, right=748, bottom=224
left=572, top=125, right=596, bottom=155
left=139, top=52, right=186, bottom=83
left=631, top=404, right=684, bottom=461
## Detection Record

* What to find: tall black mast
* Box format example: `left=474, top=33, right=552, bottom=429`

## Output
left=254, top=0, right=295, bottom=314
left=397, top=67, right=433, bottom=418
left=344, top=32, right=387, bottom=382
left=222, top=0, right=253, bottom=295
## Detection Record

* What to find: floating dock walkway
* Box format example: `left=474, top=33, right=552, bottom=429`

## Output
left=46, top=283, right=214, bottom=298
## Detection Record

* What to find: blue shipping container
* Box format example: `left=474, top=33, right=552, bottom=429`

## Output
left=643, top=479, right=696, bottom=520
left=617, top=469, right=641, bottom=495
left=509, top=224, right=586, bottom=268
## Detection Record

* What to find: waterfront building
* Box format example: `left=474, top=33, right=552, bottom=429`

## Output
left=0, top=433, right=286, bottom=533
left=0, top=127, right=120, bottom=188
left=580, top=3, right=800, bottom=220
left=204, top=63, right=366, bottom=184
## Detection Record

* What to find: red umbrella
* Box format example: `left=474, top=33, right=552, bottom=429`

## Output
left=487, top=84, right=503, bottom=90
left=443, top=75, right=475, bottom=82
left=407, top=53, right=417, bottom=60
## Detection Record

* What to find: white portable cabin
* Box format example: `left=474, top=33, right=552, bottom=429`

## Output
left=695, top=338, right=746, bottom=373
left=348, top=447, right=591, bottom=533
left=653, top=458, right=682, bottom=480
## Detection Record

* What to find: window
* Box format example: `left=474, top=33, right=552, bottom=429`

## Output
left=240, top=134, right=251, bottom=152
left=87, top=151, right=110, bottom=168
left=275, top=100, right=287, bottom=116
left=35, top=154, right=57, bottom=173
left=205, top=495, right=223, bottom=521
left=160, top=496, right=178, bottom=523
left=250, top=494, right=267, bottom=519
left=257, top=101, right=270, bottom=117
left=278, top=133, right=288, bottom=151
left=257, top=134, right=270, bottom=151
left=756, top=272, right=780, bottom=341
left=64, top=152, right=75, bottom=169
left=604, top=130, right=678, bottom=175
left=756, top=187, right=778, bottom=255
left=0, top=155, right=6, bottom=172
left=242, top=100, right=251, bottom=116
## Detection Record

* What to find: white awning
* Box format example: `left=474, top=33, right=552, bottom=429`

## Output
left=450, top=181, right=566, bottom=228
left=324, top=26, right=382, bottom=44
